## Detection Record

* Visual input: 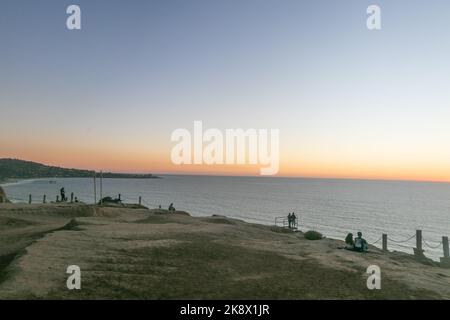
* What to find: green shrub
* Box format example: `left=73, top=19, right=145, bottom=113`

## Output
left=304, top=230, right=323, bottom=240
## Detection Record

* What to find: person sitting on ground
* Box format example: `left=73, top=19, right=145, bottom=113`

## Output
left=168, top=203, right=175, bottom=211
left=344, top=233, right=354, bottom=250
left=287, top=213, right=292, bottom=228
left=354, top=231, right=368, bottom=252
left=74, top=197, right=79, bottom=203
left=291, top=212, right=297, bottom=228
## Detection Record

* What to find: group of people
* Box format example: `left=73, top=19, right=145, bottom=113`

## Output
left=59, top=187, right=78, bottom=203
left=287, top=212, right=297, bottom=228
left=344, top=232, right=368, bottom=252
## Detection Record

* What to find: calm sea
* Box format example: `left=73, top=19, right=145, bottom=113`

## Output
left=2, top=176, right=450, bottom=261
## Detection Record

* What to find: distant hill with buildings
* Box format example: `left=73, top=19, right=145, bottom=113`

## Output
left=0, top=158, right=158, bottom=182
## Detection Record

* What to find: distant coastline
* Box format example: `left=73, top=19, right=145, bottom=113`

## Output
left=0, top=158, right=160, bottom=183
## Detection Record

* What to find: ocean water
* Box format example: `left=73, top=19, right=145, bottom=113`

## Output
left=2, top=176, right=450, bottom=261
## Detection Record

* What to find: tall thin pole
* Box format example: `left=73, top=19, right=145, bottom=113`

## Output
left=93, top=171, right=97, bottom=204
left=100, top=170, right=103, bottom=205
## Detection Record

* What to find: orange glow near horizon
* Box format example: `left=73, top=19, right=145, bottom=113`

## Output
left=1, top=141, right=450, bottom=183
left=1, top=126, right=450, bottom=183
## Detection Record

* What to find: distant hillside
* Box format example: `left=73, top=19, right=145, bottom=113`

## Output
left=0, top=159, right=159, bottom=182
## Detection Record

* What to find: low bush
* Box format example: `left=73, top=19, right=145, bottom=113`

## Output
left=304, top=230, right=323, bottom=240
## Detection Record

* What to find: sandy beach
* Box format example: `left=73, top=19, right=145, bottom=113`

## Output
left=0, top=202, right=449, bottom=300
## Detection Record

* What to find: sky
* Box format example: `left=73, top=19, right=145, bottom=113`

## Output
left=1, top=0, right=450, bottom=181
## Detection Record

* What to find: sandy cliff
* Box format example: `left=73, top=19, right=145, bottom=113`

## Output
left=0, top=203, right=449, bottom=299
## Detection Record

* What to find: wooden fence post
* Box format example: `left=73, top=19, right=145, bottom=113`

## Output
left=443, top=236, right=449, bottom=258
left=441, top=236, right=450, bottom=268
left=382, top=234, right=388, bottom=251
left=414, top=230, right=424, bottom=257
left=416, top=230, right=422, bottom=251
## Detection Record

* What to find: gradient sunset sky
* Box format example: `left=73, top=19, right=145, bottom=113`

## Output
left=1, top=0, right=450, bottom=181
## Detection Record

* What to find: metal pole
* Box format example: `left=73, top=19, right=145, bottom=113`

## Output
left=100, top=170, right=103, bottom=205
left=93, top=171, right=97, bottom=204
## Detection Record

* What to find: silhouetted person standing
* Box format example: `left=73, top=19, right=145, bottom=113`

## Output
left=60, top=188, right=66, bottom=202
left=0, top=186, right=9, bottom=203
left=291, top=212, right=297, bottom=228
left=288, top=213, right=292, bottom=228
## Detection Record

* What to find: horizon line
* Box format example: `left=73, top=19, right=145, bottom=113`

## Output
left=2, top=157, right=449, bottom=185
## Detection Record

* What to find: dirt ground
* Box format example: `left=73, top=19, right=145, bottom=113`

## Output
left=0, top=203, right=449, bottom=299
